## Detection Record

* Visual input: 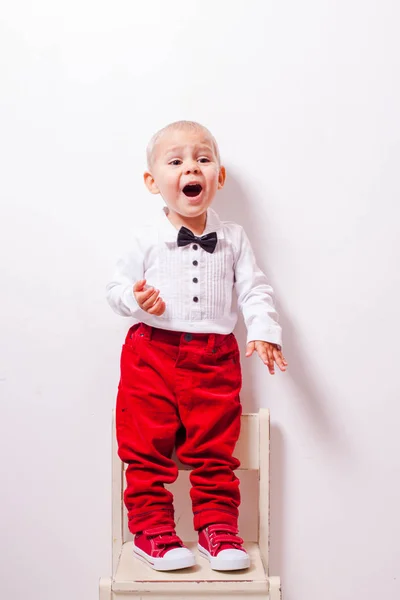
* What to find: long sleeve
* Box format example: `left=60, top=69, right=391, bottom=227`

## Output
left=234, top=227, right=282, bottom=346
left=106, top=238, right=147, bottom=319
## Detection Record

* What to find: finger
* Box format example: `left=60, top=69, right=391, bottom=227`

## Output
left=258, top=347, right=270, bottom=365
left=276, top=359, right=287, bottom=372
left=153, top=300, right=166, bottom=316
left=273, top=349, right=288, bottom=371
left=147, top=297, right=165, bottom=315
left=277, top=351, right=288, bottom=367
left=266, top=348, right=275, bottom=374
left=245, top=342, right=255, bottom=357
left=154, top=301, right=166, bottom=316
left=134, top=289, right=156, bottom=305
left=141, top=290, right=159, bottom=310
left=141, top=290, right=160, bottom=311
left=146, top=297, right=161, bottom=314
left=278, top=351, right=288, bottom=366
left=256, top=346, right=274, bottom=373
left=136, top=286, right=156, bottom=305
left=133, top=279, right=146, bottom=292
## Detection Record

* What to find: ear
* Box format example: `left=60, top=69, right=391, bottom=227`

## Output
left=217, top=165, right=226, bottom=189
left=144, top=171, right=160, bottom=194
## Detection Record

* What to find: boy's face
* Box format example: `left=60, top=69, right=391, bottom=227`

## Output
left=144, top=128, right=225, bottom=222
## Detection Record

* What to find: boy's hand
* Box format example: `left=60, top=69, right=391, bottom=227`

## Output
left=245, top=340, right=288, bottom=375
left=133, top=279, right=166, bottom=316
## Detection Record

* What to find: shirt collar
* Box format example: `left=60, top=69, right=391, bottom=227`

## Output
left=158, top=206, right=225, bottom=244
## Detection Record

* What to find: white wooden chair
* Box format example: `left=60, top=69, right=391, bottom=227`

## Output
left=99, top=409, right=282, bottom=600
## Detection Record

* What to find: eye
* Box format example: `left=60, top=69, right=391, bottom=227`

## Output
left=198, top=157, right=210, bottom=163
left=169, top=159, right=182, bottom=166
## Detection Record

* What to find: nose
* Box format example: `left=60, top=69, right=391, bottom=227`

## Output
left=184, top=160, right=200, bottom=175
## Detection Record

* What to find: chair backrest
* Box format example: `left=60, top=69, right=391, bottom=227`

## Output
left=111, top=409, right=270, bottom=575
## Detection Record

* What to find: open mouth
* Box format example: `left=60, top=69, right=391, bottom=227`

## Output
left=182, top=183, right=203, bottom=197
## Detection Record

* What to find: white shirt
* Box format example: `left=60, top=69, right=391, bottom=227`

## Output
left=106, top=208, right=282, bottom=346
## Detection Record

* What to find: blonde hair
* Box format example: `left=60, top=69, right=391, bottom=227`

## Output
left=146, top=120, right=221, bottom=168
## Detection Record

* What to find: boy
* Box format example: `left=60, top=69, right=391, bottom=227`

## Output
left=106, top=121, right=287, bottom=572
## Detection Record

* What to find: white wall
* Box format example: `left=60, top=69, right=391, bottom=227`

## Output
left=1, top=1, right=399, bottom=599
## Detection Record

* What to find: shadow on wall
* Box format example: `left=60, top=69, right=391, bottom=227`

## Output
left=215, top=171, right=286, bottom=580
left=214, top=168, right=278, bottom=412
left=214, top=169, right=258, bottom=412
left=216, top=169, right=351, bottom=584
left=215, top=168, right=348, bottom=450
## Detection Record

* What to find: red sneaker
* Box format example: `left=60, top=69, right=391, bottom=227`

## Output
left=198, top=524, right=250, bottom=571
left=133, top=525, right=195, bottom=571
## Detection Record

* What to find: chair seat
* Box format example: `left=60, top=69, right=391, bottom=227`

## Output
left=112, top=541, right=269, bottom=596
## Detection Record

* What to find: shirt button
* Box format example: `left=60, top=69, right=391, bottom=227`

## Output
left=193, top=296, right=199, bottom=302
left=193, top=244, right=198, bottom=250
left=193, top=277, right=198, bottom=283
left=192, top=260, right=198, bottom=266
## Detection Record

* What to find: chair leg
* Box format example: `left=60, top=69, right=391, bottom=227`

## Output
left=99, top=577, right=112, bottom=600
left=269, top=576, right=282, bottom=600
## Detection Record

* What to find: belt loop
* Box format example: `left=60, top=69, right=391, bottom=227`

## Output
left=139, top=322, right=152, bottom=340
left=207, top=333, right=216, bottom=353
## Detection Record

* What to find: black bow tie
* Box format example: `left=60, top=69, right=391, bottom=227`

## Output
left=177, top=227, right=218, bottom=254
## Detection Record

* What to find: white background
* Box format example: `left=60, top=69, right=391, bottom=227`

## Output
left=1, top=1, right=399, bottom=599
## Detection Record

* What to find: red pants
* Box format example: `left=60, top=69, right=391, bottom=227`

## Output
left=116, top=322, right=242, bottom=533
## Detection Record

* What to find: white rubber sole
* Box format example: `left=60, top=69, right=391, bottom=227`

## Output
left=198, top=543, right=250, bottom=571
left=133, top=545, right=196, bottom=571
